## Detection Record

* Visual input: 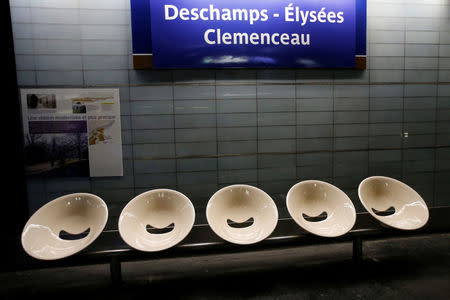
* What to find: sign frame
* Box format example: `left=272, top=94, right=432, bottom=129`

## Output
left=130, top=0, right=367, bottom=69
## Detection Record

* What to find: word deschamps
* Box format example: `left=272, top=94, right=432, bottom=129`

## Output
left=163, top=3, right=346, bottom=46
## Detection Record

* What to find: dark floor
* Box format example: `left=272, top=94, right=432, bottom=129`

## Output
left=1, top=233, right=449, bottom=299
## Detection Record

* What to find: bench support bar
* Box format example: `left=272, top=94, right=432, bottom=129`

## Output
left=110, top=256, right=122, bottom=284
left=352, top=237, right=363, bottom=264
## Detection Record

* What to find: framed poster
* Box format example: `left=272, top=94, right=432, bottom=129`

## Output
left=20, top=89, right=123, bottom=177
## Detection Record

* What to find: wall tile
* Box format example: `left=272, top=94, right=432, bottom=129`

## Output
left=405, top=97, right=437, bottom=110
left=83, top=55, right=130, bottom=70
left=440, top=58, right=450, bottom=69
left=297, top=85, right=333, bottom=98
left=440, top=71, right=450, bottom=82
left=217, top=127, right=257, bottom=141
left=369, top=57, right=404, bottom=70
left=257, top=85, right=295, bottom=99
left=128, top=70, right=172, bottom=84
left=130, top=86, right=173, bottom=101
left=297, top=98, right=333, bottom=112
left=297, top=112, right=333, bottom=125
left=334, top=70, right=370, bottom=84
left=134, top=174, right=176, bottom=188
left=174, top=100, right=216, bottom=114
left=404, top=122, right=436, bottom=135
left=217, top=99, right=256, bottom=113
left=370, top=111, right=403, bottom=123
left=258, top=112, right=296, bottom=126
left=176, top=142, right=216, bottom=157
left=133, top=129, right=174, bottom=144
left=370, top=30, right=404, bottom=43
left=369, top=150, right=402, bottom=162
left=80, top=9, right=130, bottom=25
left=334, top=98, right=369, bottom=111
left=172, top=70, right=215, bottom=84
left=367, top=16, right=404, bottom=31
left=258, top=139, right=296, bottom=153
left=370, top=44, right=404, bottom=57
left=295, top=70, right=333, bottom=83
left=438, top=97, right=450, bottom=109
left=258, top=167, right=296, bottom=181
left=32, top=24, right=80, bottom=40
left=175, top=128, right=217, bottom=143
left=334, top=124, right=368, bottom=137
left=405, top=57, right=439, bottom=69
left=334, top=137, right=368, bottom=151
left=297, top=138, right=333, bottom=152
left=297, top=125, right=333, bottom=138
left=257, top=70, right=295, bottom=84
left=218, top=169, right=257, bottom=184
left=177, top=171, right=217, bottom=185
left=438, top=84, right=450, bottom=96
left=133, top=143, right=175, bottom=159
left=369, top=136, right=402, bottom=149
left=298, top=165, right=333, bottom=179
left=370, top=85, right=404, bottom=97
left=405, top=84, right=438, bottom=97
left=217, top=113, right=256, bottom=127
left=218, top=141, right=257, bottom=155
left=130, top=101, right=173, bottom=115
left=259, top=154, right=296, bottom=168
left=405, top=70, right=438, bottom=83
left=175, top=114, right=216, bottom=128
left=132, top=115, right=174, bottom=129
left=334, top=111, right=368, bottom=124
left=370, top=70, right=404, bottom=83
left=406, top=31, right=440, bottom=44
left=405, top=44, right=439, bottom=57
left=177, top=158, right=217, bottom=172
left=36, top=71, right=83, bottom=86
left=218, top=155, right=257, bottom=170
left=31, top=8, right=79, bottom=24
left=258, top=126, right=295, bottom=140
left=406, top=17, right=441, bottom=31
left=79, top=0, right=130, bottom=10
left=297, top=152, right=332, bottom=166
left=82, top=40, right=130, bottom=55
left=216, top=85, right=256, bottom=99
left=334, top=85, right=370, bottom=98
left=173, top=85, right=215, bottom=100
left=12, top=23, right=33, bottom=39
left=215, top=70, right=256, bottom=84
left=133, top=159, right=176, bottom=174
left=258, top=99, right=295, bottom=113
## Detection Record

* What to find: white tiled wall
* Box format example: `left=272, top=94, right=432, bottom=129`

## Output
left=10, top=0, right=450, bottom=228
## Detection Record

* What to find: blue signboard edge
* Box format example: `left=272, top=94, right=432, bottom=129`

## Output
left=130, top=0, right=152, bottom=54
left=356, top=0, right=367, bottom=56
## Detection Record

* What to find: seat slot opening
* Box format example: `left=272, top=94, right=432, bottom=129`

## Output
left=227, top=217, right=254, bottom=228
left=372, top=206, right=396, bottom=216
left=59, top=228, right=90, bottom=240
left=146, top=223, right=175, bottom=234
left=302, top=212, right=328, bottom=222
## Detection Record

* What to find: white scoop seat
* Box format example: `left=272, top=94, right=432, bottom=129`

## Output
left=206, top=184, right=278, bottom=245
left=119, top=189, right=195, bottom=252
left=21, top=193, right=108, bottom=260
left=286, top=180, right=356, bottom=237
left=358, top=176, right=429, bottom=230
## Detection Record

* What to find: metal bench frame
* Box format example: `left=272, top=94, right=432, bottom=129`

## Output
left=10, top=207, right=450, bottom=284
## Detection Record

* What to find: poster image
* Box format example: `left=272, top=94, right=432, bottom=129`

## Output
left=20, top=89, right=123, bottom=178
